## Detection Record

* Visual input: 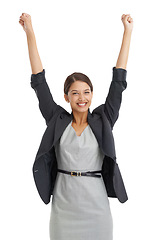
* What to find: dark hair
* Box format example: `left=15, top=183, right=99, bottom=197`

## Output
left=64, top=72, right=93, bottom=95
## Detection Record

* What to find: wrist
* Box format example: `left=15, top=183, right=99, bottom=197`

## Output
left=26, top=31, right=36, bottom=42
left=124, top=28, right=133, bottom=35
left=26, top=27, right=35, bottom=38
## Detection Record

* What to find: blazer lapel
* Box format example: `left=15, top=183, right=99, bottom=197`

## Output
left=53, top=109, right=99, bottom=147
left=53, top=111, right=73, bottom=146
left=87, top=108, right=116, bottom=160
left=87, top=109, right=104, bottom=150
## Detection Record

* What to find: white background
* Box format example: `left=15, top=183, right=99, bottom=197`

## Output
left=0, top=0, right=160, bottom=239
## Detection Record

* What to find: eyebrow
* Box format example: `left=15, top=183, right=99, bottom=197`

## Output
left=71, top=89, right=90, bottom=92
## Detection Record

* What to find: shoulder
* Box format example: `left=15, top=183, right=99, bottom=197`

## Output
left=88, top=104, right=105, bottom=122
left=89, top=104, right=112, bottom=129
left=92, top=104, right=105, bottom=115
left=47, top=105, right=72, bottom=125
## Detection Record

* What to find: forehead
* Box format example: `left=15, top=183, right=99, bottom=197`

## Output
left=69, top=81, right=90, bottom=90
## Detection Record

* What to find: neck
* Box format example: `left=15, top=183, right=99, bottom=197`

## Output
left=72, top=110, right=88, bottom=125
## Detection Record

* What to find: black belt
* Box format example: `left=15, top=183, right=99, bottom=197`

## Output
left=57, top=169, right=102, bottom=178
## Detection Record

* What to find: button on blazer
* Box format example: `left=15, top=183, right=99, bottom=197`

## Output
left=30, top=67, right=128, bottom=204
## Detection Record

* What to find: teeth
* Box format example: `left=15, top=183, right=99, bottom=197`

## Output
left=78, top=103, right=86, bottom=106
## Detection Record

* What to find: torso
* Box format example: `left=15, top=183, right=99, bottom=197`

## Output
left=71, top=122, right=89, bottom=136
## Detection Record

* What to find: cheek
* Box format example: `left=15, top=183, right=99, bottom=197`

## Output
left=71, top=95, right=76, bottom=101
left=69, top=95, right=78, bottom=104
left=88, top=95, right=93, bottom=102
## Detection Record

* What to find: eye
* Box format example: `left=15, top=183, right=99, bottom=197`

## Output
left=72, top=92, right=78, bottom=95
left=85, top=92, right=90, bottom=94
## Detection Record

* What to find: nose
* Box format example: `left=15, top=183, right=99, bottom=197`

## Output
left=78, top=93, right=85, bottom=101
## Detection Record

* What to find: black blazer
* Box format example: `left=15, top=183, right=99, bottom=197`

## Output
left=30, top=67, right=128, bottom=204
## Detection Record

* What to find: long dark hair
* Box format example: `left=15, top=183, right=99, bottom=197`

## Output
left=64, top=72, right=93, bottom=95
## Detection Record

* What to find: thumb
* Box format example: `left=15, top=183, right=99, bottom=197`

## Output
left=124, top=14, right=131, bottom=22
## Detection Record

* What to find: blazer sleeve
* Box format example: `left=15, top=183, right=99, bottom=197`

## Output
left=30, top=69, right=58, bottom=125
left=104, top=67, right=127, bottom=129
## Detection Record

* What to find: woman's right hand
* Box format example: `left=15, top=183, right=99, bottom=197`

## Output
left=19, top=13, right=34, bottom=35
left=121, top=14, right=133, bottom=32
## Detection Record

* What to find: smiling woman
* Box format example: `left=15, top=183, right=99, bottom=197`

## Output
left=19, top=12, right=133, bottom=240
left=64, top=80, right=93, bottom=118
left=63, top=72, right=94, bottom=129
left=64, top=79, right=94, bottom=135
left=64, top=73, right=93, bottom=133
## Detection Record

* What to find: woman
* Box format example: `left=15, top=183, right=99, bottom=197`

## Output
left=19, top=13, right=133, bottom=240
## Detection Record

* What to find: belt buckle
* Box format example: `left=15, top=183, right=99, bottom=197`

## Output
left=71, top=171, right=81, bottom=176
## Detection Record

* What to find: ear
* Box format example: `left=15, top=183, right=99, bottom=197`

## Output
left=64, top=94, right=69, bottom=103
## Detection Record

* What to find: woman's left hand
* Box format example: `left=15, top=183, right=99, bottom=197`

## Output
left=121, top=14, right=133, bottom=32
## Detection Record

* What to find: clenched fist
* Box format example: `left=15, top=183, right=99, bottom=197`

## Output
left=121, top=14, right=133, bottom=32
left=19, top=13, right=33, bottom=34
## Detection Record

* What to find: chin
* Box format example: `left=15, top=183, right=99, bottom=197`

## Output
left=74, top=107, right=89, bottom=113
left=79, top=109, right=88, bottom=113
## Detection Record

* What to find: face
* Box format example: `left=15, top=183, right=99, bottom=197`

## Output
left=64, top=81, right=93, bottom=113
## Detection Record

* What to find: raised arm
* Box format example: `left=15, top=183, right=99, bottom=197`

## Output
left=116, top=14, right=133, bottom=69
left=19, top=13, right=58, bottom=124
left=19, top=13, right=43, bottom=74
left=104, top=14, right=133, bottom=128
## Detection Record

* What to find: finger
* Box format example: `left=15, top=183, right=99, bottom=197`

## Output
left=19, top=20, right=24, bottom=24
left=19, top=21, right=24, bottom=27
left=125, top=14, right=130, bottom=19
left=121, top=14, right=125, bottom=20
left=21, top=13, right=30, bottom=19
left=121, top=14, right=128, bottom=22
left=20, top=15, right=25, bottom=20
left=124, top=15, right=131, bottom=23
left=22, top=13, right=28, bottom=16
left=20, top=15, right=28, bottom=21
left=19, top=20, right=24, bottom=26
left=128, top=16, right=133, bottom=23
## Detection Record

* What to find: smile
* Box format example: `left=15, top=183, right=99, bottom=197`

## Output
left=77, top=103, right=87, bottom=107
